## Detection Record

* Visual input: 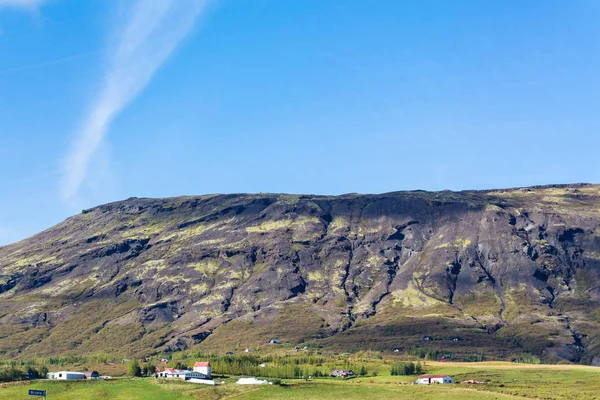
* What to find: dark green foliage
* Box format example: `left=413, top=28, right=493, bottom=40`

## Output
left=38, top=365, right=48, bottom=378
left=177, top=353, right=365, bottom=379
left=127, top=360, right=141, bottom=377
left=145, top=362, right=157, bottom=376
left=0, top=367, right=26, bottom=382
left=25, top=366, right=39, bottom=379
left=390, top=361, right=422, bottom=376
left=512, top=353, right=541, bottom=364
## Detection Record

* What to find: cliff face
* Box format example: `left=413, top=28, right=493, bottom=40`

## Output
left=1, top=184, right=600, bottom=364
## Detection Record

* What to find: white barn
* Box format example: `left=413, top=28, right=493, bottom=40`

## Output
left=47, top=371, right=86, bottom=380
left=416, top=374, right=454, bottom=384
left=193, top=362, right=211, bottom=377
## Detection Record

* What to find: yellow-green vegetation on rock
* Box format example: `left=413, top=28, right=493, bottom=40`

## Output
left=435, top=238, right=472, bottom=250
left=391, top=281, right=444, bottom=309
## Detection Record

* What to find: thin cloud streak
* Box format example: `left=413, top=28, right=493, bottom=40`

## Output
left=0, top=50, right=99, bottom=75
left=61, top=0, right=206, bottom=205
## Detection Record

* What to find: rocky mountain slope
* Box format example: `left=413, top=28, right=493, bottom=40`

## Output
left=1, top=184, right=600, bottom=364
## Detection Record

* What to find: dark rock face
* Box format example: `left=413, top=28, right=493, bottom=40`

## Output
left=1, top=184, right=600, bottom=363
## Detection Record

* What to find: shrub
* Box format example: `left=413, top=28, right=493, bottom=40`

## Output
left=38, top=366, right=49, bottom=378
left=25, top=366, right=39, bottom=379
left=127, top=360, right=141, bottom=377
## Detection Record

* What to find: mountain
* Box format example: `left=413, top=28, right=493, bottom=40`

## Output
left=1, top=184, right=600, bottom=364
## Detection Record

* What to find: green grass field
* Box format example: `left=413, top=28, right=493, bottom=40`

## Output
left=1, top=362, right=599, bottom=400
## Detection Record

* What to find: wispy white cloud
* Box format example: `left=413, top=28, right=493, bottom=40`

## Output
left=61, top=0, right=206, bottom=205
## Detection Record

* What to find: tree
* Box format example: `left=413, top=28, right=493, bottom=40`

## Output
left=359, top=365, right=367, bottom=376
left=415, top=361, right=423, bottom=374
left=38, top=366, right=49, bottom=379
left=128, top=360, right=141, bottom=377
left=25, top=366, right=38, bottom=379
left=145, top=363, right=157, bottom=376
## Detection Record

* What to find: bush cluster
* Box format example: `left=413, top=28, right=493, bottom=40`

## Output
left=0, top=365, right=48, bottom=382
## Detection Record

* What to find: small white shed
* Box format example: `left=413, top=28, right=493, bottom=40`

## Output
left=416, top=374, right=454, bottom=384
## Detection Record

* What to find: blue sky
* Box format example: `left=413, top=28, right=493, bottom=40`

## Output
left=0, top=0, right=599, bottom=245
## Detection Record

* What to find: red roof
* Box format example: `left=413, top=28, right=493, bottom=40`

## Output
left=194, top=362, right=210, bottom=367
left=162, top=368, right=177, bottom=373
left=419, top=375, right=449, bottom=379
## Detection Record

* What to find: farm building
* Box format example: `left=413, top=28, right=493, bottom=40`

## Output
left=193, top=362, right=211, bottom=377
left=268, top=339, right=280, bottom=344
left=329, top=369, right=355, bottom=378
left=47, top=371, right=86, bottom=380
left=157, top=368, right=209, bottom=381
left=82, top=371, right=100, bottom=379
left=416, top=375, right=454, bottom=384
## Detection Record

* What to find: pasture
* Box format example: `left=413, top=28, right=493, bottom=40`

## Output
left=1, top=361, right=599, bottom=399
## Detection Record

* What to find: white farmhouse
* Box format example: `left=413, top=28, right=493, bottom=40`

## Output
left=157, top=368, right=209, bottom=381
left=416, top=374, right=454, bottom=384
left=47, top=371, right=86, bottom=380
left=193, top=362, right=211, bottom=377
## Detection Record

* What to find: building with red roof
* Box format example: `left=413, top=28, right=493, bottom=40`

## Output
left=193, top=362, right=211, bottom=377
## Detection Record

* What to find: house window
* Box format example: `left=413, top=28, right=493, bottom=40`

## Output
left=59, top=374, right=62, bottom=378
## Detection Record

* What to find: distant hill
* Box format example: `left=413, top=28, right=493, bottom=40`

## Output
left=1, top=184, right=599, bottom=365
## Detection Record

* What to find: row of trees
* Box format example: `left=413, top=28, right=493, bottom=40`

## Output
left=127, top=361, right=157, bottom=377
left=405, top=347, right=452, bottom=360
left=390, top=361, right=423, bottom=376
left=0, top=365, right=48, bottom=382
left=512, top=354, right=541, bottom=364
left=178, top=352, right=328, bottom=367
